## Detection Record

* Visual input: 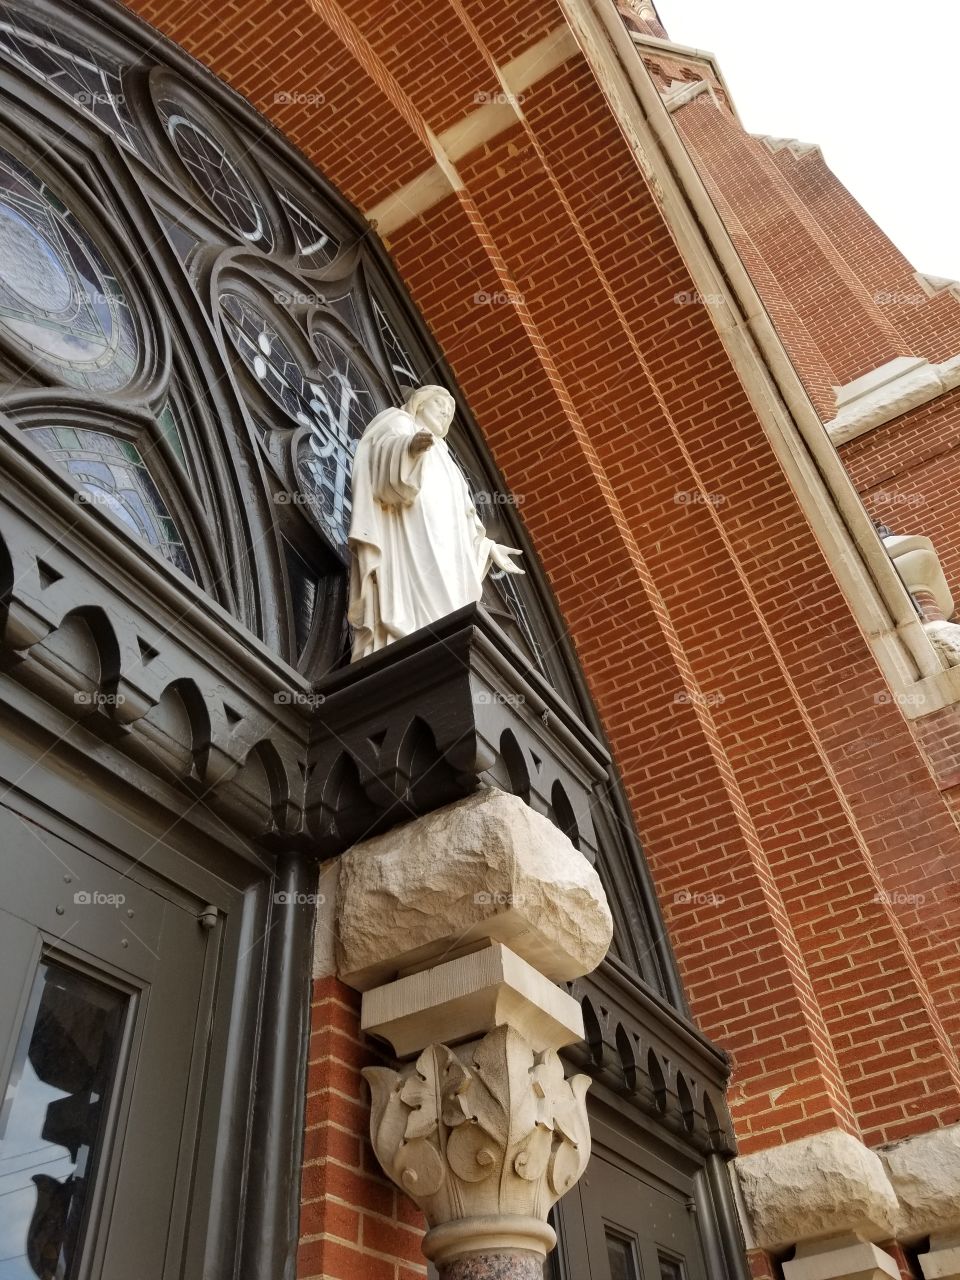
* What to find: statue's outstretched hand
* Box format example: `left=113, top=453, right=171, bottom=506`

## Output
left=490, top=544, right=525, bottom=575
left=409, top=430, right=435, bottom=455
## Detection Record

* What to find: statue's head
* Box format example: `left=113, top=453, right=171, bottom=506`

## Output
left=404, top=385, right=456, bottom=438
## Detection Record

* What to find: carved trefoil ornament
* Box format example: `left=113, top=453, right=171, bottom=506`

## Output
left=363, top=1024, right=592, bottom=1265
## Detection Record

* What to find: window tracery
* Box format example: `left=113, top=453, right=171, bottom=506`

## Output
left=0, top=0, right=678, bottom=1004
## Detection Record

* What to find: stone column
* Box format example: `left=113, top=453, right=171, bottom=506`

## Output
left=336, top=788, right=614, bottom=1277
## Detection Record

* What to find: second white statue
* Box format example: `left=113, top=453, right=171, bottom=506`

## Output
left=347, top=385, right=524, bottom=661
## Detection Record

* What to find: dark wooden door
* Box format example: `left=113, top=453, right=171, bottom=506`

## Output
left=558, top=1147, right=710, bottom=1280
left=0, top=800, right=213, bottom=1280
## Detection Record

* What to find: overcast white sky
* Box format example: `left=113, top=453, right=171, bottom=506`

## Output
left=656, top=0, right=960, bottom=281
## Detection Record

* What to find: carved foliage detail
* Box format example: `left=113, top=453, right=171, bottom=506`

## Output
left=362, top=1025, right=591, bottom=1228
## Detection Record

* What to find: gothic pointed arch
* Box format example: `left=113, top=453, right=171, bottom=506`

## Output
left=0, top=0, right=680, bottom=1013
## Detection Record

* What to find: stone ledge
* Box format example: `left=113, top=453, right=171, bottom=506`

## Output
left=783, top=1238, right=899, bottom=1280
left=826, top=354, right=960, bottom=445
left=361, top=942, right=585, bottom=1057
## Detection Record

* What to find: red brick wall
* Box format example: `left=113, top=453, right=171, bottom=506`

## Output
left=121, top=1, right=960, bottom=1265
left=841, top=386, right=960, bottom=590
left=300, top=978, right=426, bottom=1280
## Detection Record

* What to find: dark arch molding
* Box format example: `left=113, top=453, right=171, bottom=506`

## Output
left=0, top=9, right=742, bottom=1280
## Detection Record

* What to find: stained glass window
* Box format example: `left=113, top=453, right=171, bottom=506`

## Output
left=278, top=187, right=340, bottom=268
left=220, top=292, right=375, bottom=551
left=159, top=102, right=270, bottom=248
left=156, top=400, right=186, bottom=463
left=24, top=426, right=195, bottom=578
left=373, top=299, right=419, bottom=391
left=0, top=148, right=138, bottom=391
left=0, top=4, right=148, bottom=156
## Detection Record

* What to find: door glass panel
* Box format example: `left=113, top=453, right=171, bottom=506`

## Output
left=607, top=1232, right=642, bottom=1280
left=658, top=1254, right=685, bottom=1280
left=0, top=961, right=127, bottom=1279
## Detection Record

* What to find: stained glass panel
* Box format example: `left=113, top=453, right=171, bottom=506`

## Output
left=220, top=293, right=375, bottom=551
left=156, top=400, right=186, bottom=463
left=24, top=426, right=195, bottom=578
left=0, top=5, right=148, bottom=156
left=159, top=102, right=270, bottom=248
left=0, top=148, right=138, bottom=391
left=278, top=187, right=340, bottom=268
left=373, top=299, right=419, bottom=391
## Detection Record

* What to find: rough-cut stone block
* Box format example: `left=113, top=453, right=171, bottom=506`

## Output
left=337, top=788, right=613, bottom=990
left=735, top=1129, right=899, bottom=1251
left=360, top=942, right=585, bottom=1057
left=881, top=1123, right=960, bottom=1240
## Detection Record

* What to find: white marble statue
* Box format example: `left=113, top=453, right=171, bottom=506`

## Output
left=347, top=385, right=523, bottom=661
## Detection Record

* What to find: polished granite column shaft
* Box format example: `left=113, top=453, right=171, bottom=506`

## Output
left=439, top=1252, right=545, bottom=1279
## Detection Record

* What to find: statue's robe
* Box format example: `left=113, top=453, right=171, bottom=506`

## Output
left=347, top=406, right=495, bottom=660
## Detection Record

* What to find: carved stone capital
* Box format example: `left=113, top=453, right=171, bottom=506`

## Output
left=362, top=1024, right=592, bottom=1266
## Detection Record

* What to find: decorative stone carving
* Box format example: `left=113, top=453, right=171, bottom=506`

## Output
left=347, top=385, right=523, bottom=661
left=337, top=787, right=614, bottom=990
left=735, top=1128, right=899, bottom=1252
left=565, top=964, right=736, bottom=1156
left=881, top=1122, right=960, bottom=1241
left=363, top=1024, right=592, bottom=1265
left=307, top=602, right=609, bottom=859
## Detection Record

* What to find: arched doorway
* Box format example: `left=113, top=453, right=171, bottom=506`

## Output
left=0, top=3, right=744, bottom=1277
